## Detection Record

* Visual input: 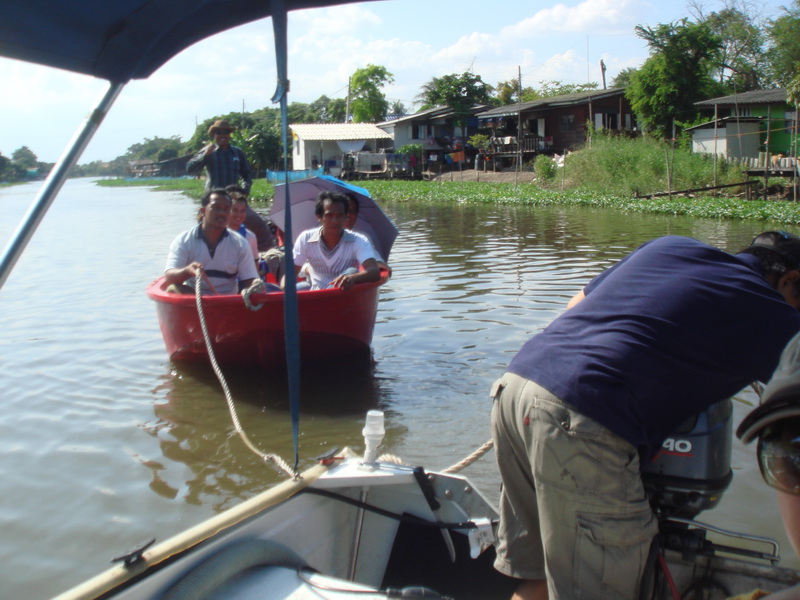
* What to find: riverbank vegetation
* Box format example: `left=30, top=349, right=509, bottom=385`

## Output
left=98, top=138, right=800, bottom=224
left=535, top=134, right=751, bottom=197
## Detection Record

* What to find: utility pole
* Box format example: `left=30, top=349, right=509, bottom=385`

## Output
left=345, top=76, right=351, bottom=123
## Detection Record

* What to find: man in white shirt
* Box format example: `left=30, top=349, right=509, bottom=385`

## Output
left=165, top=189, right=257, bottom=294
left=284, top=191, right=379, bottom=291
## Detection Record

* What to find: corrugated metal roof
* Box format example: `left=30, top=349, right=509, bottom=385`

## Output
left=290, top=123, right=392, bottom=141
left=685, top=116, right=764, bottom=131
left=695, top=89, right=787, bottom=107
left=379, top=104, right=491, bottom=126
left=477, top=88, right=627, bottom=118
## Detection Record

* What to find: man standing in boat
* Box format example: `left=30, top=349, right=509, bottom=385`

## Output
left=164, top=189, right=257, bottom=295
left=491, top=232, right=800, bottom=600
left=284, top=191, right=379, bottom=291
left=187, top=119, right=252, bottom=194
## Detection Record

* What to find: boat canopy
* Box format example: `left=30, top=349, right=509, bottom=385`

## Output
left=0, top=0, right=374, bottom=83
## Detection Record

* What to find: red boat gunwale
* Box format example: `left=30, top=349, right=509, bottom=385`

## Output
left=147, top=270, right=389, bottom=368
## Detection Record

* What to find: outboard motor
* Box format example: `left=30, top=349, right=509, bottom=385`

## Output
left=641, top=398, right=733, bottom=519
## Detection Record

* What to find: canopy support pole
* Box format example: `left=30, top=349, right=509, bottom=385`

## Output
left=0, top=82, right=125, bottom=290
left=270, top=0, right=301, bottom=473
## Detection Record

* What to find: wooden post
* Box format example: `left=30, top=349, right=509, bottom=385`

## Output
left=713, top=104, right=718, bottom=196
left=764, top=105, right=771, bottom=201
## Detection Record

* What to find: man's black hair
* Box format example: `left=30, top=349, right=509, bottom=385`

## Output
left=201, top=188, right=230, bottom=207
left=345, top=192, right=360, bottom=215
left=314, top=191, right=349, bottom=218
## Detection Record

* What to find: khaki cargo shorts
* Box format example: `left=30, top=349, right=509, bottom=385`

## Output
left=490, top=372, right=658, bottom=599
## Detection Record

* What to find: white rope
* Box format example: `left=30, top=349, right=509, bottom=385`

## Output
left=194, top=269, right=296, bottom=478
left=377, top=439, right=495, bottom=474
left=242, top=279, right=266, bottom=311
left=441, top=439, right=494, bottom=474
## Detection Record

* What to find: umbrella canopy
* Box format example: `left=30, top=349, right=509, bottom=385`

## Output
left=270, top=175, right=398, bottom=261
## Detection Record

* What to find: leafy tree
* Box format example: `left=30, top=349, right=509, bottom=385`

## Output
left=12, top=146, right=38, bottom=169
left=493, top=79, right=541, bottom=104
left=326, top=98, right=348, bottom=122
left=125, top=135, right=184, bottom=161
left=766, top=0, right=800, bottom=86
left=610, top=67, right=638, bottom=89
left=349, top=64, right=394, bottom=123
left=230, top=127, right=282, bottom=173
left=789, top=71, right=800, bottom=104
left=689, top=0, right=769, bottom=91
left=626, top=19, right=723, bottom=138
left=467, top=134, right=492, bottom=153
left=307, top=95, right=347, bottom=123
left=416, top=72, right=494, bottom=124
left=396, top=143, right=422, bottom=164
left=537, top=81, right=599, bottom=97
left=388, top=100, right=407, bottom=117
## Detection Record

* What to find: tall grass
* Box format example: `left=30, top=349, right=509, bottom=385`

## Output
left=562, top=135, right=747, bottom=197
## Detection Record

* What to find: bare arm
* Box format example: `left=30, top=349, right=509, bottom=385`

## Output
left=329, top=258, right=380, bottom=291
left=566, top=289, right=585, bottom=309
left=165, top=261, right=202, bottom=285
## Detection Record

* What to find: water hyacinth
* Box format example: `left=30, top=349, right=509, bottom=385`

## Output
left=361, top=181, right=800, bottom=225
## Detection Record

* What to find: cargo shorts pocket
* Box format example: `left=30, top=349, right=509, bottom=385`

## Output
left=573, top=510, right=656, bottom=599
left=489, top=377, right=506, bottom=401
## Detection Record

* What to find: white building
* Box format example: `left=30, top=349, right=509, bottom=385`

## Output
left=290, top=123, right=392, bottom=175
left=686, top=116, right=763, bottom=159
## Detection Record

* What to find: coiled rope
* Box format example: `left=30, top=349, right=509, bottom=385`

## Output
left=194, top=269, right=296, bottom=479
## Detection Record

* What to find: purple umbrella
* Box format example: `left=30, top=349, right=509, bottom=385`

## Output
left=269, top=175, right=398, bottom=260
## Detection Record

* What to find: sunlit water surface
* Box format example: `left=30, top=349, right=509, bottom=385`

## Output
left=0, top=178, right=796, bottom=598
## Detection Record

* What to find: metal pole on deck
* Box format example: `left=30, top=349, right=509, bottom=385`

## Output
left=0, top=82, right=125, bottom=291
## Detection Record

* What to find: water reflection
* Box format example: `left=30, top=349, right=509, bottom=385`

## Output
left=2, top=179, right=798, bottom=599
left=143, top=360, right=404, bottom=509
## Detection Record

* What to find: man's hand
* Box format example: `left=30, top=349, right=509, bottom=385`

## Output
left=330, top=273, right=356, bottom=291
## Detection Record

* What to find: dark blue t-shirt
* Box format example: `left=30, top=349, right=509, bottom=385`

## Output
left=507, top=236, right=800, bottom=458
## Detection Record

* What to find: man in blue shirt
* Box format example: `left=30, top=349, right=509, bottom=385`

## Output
left=187, top=119, right=252, bottom=194
left=491, top=232, right=800, bottom=600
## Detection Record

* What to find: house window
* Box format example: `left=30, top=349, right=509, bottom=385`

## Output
left=734, top=106, right=751, bottom=117
left=786, top=111, right=797, bottom=134
left=560, top=114, right=576, bottom=132
left=411, top=124, right=427, bottom=140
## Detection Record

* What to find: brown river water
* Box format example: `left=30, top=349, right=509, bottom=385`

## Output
left=0, top=177, right=797, bottom=598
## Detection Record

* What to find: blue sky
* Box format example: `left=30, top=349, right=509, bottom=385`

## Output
left=0, top=0, right=790, bottom=163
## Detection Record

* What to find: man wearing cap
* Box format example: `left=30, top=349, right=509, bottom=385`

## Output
left=491, top=232, right=800, bottom=600
left=737, top=332, right=800, bottom=597
left=187, top=119, right=252, bottom=194
left=738, top=330, right=800, bottom=560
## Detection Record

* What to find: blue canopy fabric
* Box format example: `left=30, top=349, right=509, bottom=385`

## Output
left=0, top=0, right=373, bottom=83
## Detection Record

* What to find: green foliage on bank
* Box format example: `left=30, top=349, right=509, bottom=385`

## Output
left=559, top=135, right=748, bottom=197
left=97, top=177, right=275, bottom=206
left=97, top=156, right=800, bottom=225
left=359, top=180, right=800, bottom=225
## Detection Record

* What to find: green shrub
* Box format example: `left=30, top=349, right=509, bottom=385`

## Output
left=534, top=154, right=557, bottom=180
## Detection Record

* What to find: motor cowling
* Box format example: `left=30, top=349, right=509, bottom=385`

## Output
left=641, top=398, right=733, bottom=519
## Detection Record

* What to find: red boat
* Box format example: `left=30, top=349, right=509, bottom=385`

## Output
left=147, top=271, right=389, bottom=368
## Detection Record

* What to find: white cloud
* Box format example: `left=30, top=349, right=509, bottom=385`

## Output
left=505, top=0, right=643, bottom=37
